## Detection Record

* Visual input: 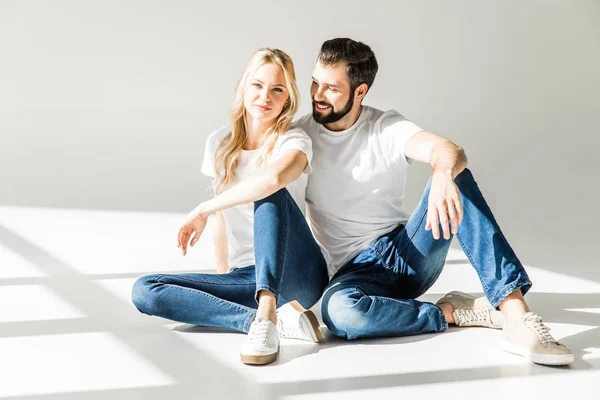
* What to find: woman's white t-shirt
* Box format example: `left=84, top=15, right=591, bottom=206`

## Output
left=201, top=125, right=313, bottom=270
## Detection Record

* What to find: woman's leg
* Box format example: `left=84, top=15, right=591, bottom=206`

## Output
left=253, top=188, right=329, bottom=316
left=131, top=266, right=258, bottom=333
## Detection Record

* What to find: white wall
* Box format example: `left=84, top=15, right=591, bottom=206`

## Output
left=1, top=0, right=599, bottom=279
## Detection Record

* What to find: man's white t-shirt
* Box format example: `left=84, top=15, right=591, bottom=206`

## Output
left=201, top=125, right=313, bottom=270
left=295, top=106, right=423, bottom=278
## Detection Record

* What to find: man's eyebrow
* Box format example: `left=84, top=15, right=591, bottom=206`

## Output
left=312, top=77, right=339, bottom=88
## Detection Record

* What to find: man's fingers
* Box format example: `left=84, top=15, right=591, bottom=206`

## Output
left=438, top=204, right=450, bottom=240
left=455, top=196, right=464, bottom=225
left=448, top=201, right=459, bottom=235
left=429, top=208, right=440, bottom=240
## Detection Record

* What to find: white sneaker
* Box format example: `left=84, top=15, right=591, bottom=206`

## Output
left=502, top=312, right=574, bottom=366
left=240, top=317, right=279, bottom=365
left=276, top=300, right=325, bottom=343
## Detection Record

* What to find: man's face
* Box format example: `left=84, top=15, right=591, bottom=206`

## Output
left=310, top=60, right=354, bottom=125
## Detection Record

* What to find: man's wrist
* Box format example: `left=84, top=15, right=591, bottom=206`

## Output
left=432, top=168, right=454, bottom=179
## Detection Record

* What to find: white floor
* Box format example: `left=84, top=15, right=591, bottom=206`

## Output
left=1, top=206, right=598, bottom=400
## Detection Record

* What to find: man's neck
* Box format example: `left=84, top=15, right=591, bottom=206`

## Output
left=323, top=104, right=363, bottom=132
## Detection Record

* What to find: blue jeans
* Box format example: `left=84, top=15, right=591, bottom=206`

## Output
left=132, top=188, right=329, bottom=333
left=321, top=169, right=532, bottom=340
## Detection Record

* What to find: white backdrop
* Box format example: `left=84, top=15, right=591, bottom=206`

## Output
left=1, top=0, right=599, bottom=280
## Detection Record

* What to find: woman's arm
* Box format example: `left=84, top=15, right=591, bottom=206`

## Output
left=193, top=149, right=307, bottom=218
left=214, top=211, right=229, bottom=273
left=177, top=149, right=308, bottom=255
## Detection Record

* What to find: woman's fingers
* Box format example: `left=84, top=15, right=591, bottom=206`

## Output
left=190, top=231, right=200, bottom=247
left=179, top=227, right=191, bottom=255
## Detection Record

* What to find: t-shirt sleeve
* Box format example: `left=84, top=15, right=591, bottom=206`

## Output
left=275, top=127, right=313, bottom=174
left=379, top=111, right=423, bottom=165
left=201, top=126, right=229, bottom=178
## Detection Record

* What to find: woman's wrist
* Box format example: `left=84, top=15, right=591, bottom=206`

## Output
left=192, top=202, right=212, bottom=220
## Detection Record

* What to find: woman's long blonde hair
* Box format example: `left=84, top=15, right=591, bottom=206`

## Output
left=213, top=48, right=300, bottom=194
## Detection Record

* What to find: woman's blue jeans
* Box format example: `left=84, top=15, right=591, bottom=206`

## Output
left=132, top=188, right=329, bottom=333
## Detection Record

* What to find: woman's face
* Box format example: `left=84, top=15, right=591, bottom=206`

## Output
left=244, top=62, right=290, bottom=124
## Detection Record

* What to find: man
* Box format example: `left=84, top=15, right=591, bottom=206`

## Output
left=295, top=38, right=573, bottom=366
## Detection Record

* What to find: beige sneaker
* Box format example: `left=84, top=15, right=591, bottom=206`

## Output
left=502, top=312, right=574, bottom=366
left=436, top=291, right=504, bottom=328
left=276, top=300, right=325, bottom=343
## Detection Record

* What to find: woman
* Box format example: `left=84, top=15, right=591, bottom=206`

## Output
left=132, top=48, right=329, bottom=365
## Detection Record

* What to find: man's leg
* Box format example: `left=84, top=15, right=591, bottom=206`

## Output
left=321, top=167, right=530, bottom=340
left=407, top=168, right=572, bottom=365
left=320, top=228, right=449, bottom=340
left=392, top=168, right=531, bottom=305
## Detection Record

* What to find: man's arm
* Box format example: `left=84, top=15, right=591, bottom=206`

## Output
left=404, top=131, right=467, bottom=240
left=404, top=131, right=467, bottom=178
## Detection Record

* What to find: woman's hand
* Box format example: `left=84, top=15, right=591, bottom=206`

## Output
left=177, top=211, right=208, bottom=255
left=425, top=171, right=464, bottom=240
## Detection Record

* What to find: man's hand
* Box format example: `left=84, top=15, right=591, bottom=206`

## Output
left=425, top=171, right=464, bottom=240
left=177, top=211, right=208, bottom=255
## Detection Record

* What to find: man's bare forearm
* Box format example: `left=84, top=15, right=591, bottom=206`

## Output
left=429, top=140, right=467, bottom=179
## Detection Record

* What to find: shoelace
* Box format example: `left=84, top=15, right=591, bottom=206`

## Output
left=522, top=313, right=555, bottom=344
left=454, top=307, right=491, bottom=324
left=249, top=318, right=272, bottom=346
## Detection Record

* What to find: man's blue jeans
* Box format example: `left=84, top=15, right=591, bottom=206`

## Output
left=321, top=169, right=532, bottom=340
left=132, top=188, right=329, bottom=333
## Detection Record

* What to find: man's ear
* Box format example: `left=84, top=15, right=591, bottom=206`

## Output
left=354, top=83, right=369, bottom=102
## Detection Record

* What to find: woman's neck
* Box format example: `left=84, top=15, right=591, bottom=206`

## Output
left=243, top=114, right=273, bottom=150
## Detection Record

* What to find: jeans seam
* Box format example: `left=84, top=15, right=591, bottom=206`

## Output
left=161, top=283, right=256, bottom=314
left=243, top=310, right=257, bottom=332
left=273, top=192, right=290, bottom=302
left=159, top=275, right=256, bottom=286
left=489, top=279, right=532, bottom=309
left=368, top=208, right=426, bottom=286
left=456, top=233, right=493, bottom=297
left=256, top=284, right=278, bottom=295
left=353, top=262, right=394, bottom=292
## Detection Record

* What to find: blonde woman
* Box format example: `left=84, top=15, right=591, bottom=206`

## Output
left=132, top=48, right=328, bottom=365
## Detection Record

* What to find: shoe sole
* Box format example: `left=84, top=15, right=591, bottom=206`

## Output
left=288, top=300, right=325, bottom=343
left=501, top=340, right=574, bottom=366
left=240, top=348, right=279, bottom=365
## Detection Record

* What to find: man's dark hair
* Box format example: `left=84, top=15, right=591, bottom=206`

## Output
left=318, top=38, right=379, bottom=95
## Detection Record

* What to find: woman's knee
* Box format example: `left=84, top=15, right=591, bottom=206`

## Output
left=131, top=274, right=161, bottom=315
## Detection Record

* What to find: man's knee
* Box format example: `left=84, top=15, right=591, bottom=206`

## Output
left=455, top=167, right=474, bottom=184
left=321, top=288, right=370, bottom=340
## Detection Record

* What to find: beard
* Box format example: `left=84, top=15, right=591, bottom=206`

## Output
left=311, top=93, right=354, bottom=125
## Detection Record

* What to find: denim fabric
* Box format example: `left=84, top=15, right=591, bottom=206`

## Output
left=321, top=169, right=532, bottom=339
left=132, top=188, right=329, bottom=333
